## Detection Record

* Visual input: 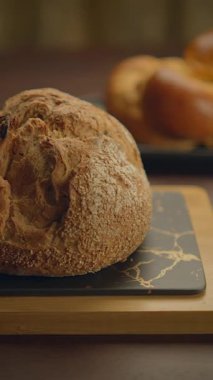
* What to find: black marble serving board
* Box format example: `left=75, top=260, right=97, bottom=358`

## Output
left=0, top=191, right=206, bottom=296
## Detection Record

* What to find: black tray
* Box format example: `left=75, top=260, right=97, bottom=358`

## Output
left=87, top=98, right=213, bottom=174
left=0, top=191, right=206, bottom=296
left=138, top=144, right=213, bottom=174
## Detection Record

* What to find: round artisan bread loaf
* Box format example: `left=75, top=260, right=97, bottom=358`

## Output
left=0, top=88, right=151, bottom=276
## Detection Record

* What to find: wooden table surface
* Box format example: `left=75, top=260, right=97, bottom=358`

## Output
left=0, top=49, right=212, bottom=379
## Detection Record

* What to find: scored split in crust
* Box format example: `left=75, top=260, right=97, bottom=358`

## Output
left=0, top=88, right=152, bottom=276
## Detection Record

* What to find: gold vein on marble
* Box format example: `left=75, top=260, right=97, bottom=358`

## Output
left=116, top=227, right=200, bottom=288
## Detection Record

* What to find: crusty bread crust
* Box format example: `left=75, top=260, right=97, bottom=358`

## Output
left=0, top=88, right=151, bottom=276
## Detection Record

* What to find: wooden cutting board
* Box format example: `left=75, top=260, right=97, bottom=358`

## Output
left=0, top=186, right=212, bottom=335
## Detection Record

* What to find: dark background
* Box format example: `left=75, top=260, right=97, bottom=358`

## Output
left=0, top=0, right=212, bottom=51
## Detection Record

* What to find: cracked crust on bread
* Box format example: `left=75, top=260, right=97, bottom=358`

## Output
left=0, top=88, right=151, bottom=276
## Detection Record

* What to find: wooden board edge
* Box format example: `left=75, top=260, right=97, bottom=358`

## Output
left=0, top=185, right=212, bottom=335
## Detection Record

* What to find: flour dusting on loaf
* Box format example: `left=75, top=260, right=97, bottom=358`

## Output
left=0, top=88, right=151, bottom=276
